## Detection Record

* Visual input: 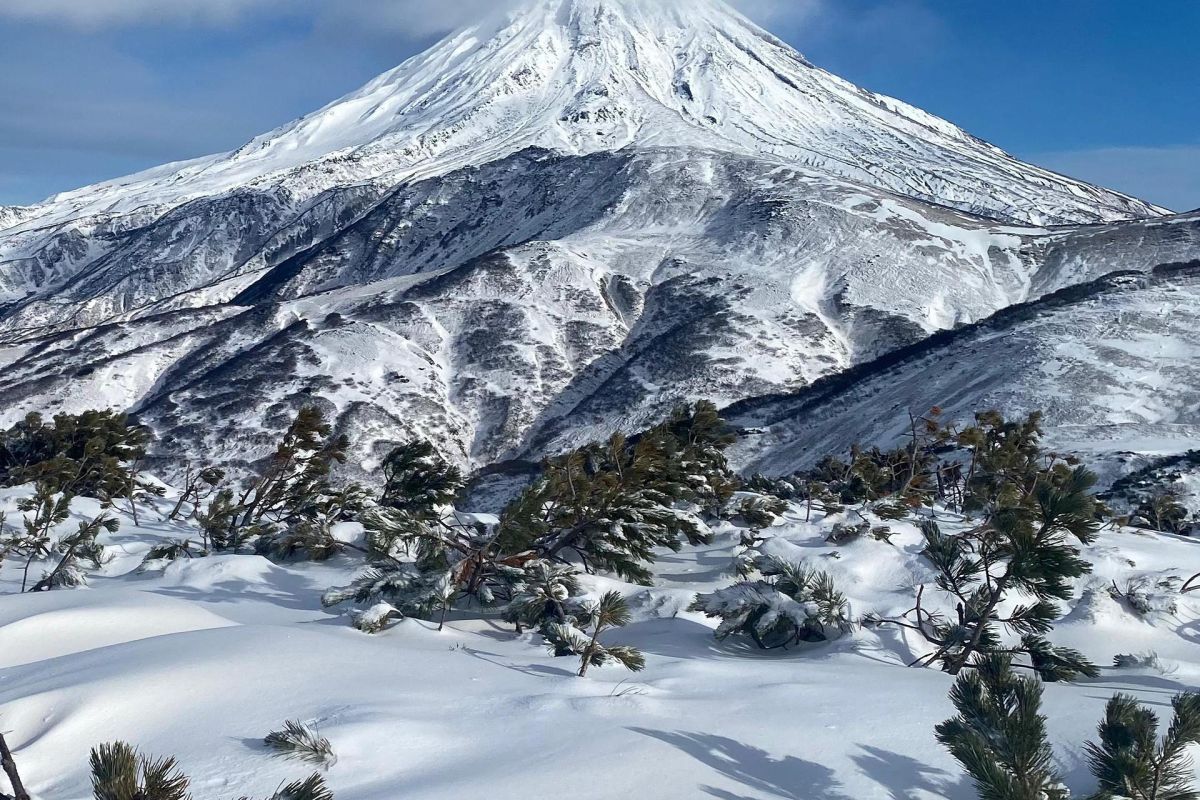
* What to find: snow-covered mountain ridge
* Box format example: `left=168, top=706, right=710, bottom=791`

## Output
left=728, top=249, right=1200, bottom=482
left=0, top=0, right=1193, bottom=480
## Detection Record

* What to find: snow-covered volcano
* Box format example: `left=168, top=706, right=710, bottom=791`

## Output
left=0, top=0, right=1191, bottom=478
left=1, top=0, right=1163, bottom=241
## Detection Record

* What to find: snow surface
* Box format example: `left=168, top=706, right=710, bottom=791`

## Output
left=0, top=486, right=1197, bottom=799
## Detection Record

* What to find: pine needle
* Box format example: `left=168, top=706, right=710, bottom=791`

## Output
left=264, top=720, right=336, bottom=768
left=271, top=774, right=334, bottom=800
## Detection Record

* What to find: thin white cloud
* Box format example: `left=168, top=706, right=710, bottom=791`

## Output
left=1033, top=146, right=1200, bottom=214
left=0, top=0, right=291, bottom=27
left=0, top=0, right=822, bottom=32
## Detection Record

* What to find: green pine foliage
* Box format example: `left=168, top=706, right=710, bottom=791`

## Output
left=378, top=440, right=463, bottom=515
left=502, top=560, right=587, bottom=635
left=0, top=410, right=151, bottom=500
left=496, top=401, right=737, bottom=585
left=323, top=439, right=531, bottom=629
left=257, top=483, right=371, bottom=562
left=252, top=774, right=334, bottom=800
left=4, top=479, right=72, bottom=592
left=734, top=495, right=788, bottom=531
left=546, top=590, right=646, bottom=677
left=1085, top=692, right=1200, bottom=800
left=935, top=654, right=1070, bottom=800
left=218, top=407, right=349, bottom=548
left=90, top=742, right=191, bottom=800
left=264, top=720, right=336, bottom=769
left=691, top=555, right=851, bottom=649
left=864, top=412, right=1103, bottom=678
left=323, top=444, right=501, bottom=627
left=30, top=512, right=119, bottom=592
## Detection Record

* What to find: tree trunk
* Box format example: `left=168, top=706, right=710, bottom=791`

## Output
left=0, top=733, right=30, bottom=800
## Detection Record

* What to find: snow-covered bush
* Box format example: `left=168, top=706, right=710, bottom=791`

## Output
left=731, top=494, right=787, bottom=531
left=691, top=555, right=851, bottom=650
left=873, top=466, right=1102, bottom=679
left=495, top=402, right=736, bottom=585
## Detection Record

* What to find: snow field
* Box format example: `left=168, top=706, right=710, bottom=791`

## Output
left=1, top=488, right=1196, bottom=798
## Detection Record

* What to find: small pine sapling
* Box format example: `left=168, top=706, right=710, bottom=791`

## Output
left=90, top=741, right=191, bottom=800
left=1085, top=692, right=1200, bottom=800
left=546, top=591, right=645, bottom=677
left=878, top=465, right=1101, bottom=678
left=165, top=464, right=225, bottom=522
left=935, top=654, right=1069, bottom=800
left=264, top=720, right=336, bottom=769
left=13, top=480, right=72, bottom=591
left=691, top=555, right=851, bottom=650
left=31, top=513, right=119, bottom=592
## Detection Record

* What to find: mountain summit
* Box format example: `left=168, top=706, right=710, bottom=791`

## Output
left=0, top=0, right=1193, bottom=479
left=5, top=0, right=1162, bottom=237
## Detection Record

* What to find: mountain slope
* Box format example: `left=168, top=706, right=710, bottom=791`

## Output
left=728, top=245, right=1200, bottom=481
left=0, top=0, right=1190, bottom=480
left=0, top=0, right=1166, bottom=317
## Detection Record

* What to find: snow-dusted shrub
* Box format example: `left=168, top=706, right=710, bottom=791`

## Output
left=324, top=561, right=454, bottom=625
left=1108, top=576, right=1179, bottom=618
left=732, top=495, right=787, bottom=531
left=495, top=401, right=735, bottom=585
left=824, top=520, right=896, bottom=545
left=546, top=590, right=645, bottom=677
left=501, top=560, right=594, bottom=644
left=691, top=555, right=851, bottom=650
left=874, top=466, right=1102, bottom=680
left=30, top=512, right=118, bottom=593
left=936, top=654, right=1070, bottom=800
left=1112, top=651, right=1166, bottom=671
left=350, top=603, right=403, bottom=634
left=264, top=720, right=336, bottom=769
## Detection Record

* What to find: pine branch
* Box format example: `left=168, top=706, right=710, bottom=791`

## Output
left=270, top=774, right=334, bottom=800
left=0, top=733, right=30, bottom=800
left=264, top=720, right=336, bottom=768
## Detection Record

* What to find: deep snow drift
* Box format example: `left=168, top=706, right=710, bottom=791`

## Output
left=0, top=485, right=1197, bottom=799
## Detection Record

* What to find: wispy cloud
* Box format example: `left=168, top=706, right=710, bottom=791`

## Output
left=0, top=0, right=291, bottom=27
left=0, top=0, right=822, bottom=34
left=1032, top=146, right=1200, bottom=213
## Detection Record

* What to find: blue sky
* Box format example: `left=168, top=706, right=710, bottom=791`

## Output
left=1, top=0, right=1197, bottom=211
